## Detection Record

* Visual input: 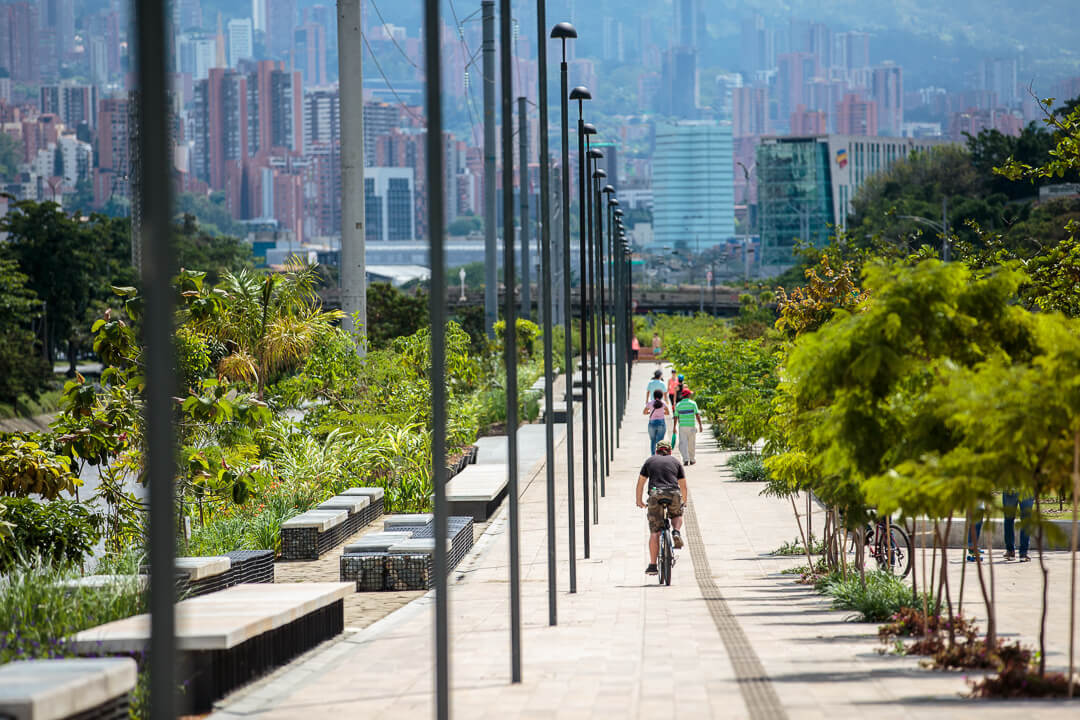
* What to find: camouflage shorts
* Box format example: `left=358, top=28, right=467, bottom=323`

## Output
left=647, top=489, right=683, bottom=533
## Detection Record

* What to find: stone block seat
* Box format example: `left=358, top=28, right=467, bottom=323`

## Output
left=543, top=401, right=569, bottom=423
left=280, top=487, right=387, bottom=560
left=176, top=556, right=232, bottom=597
left=0, top=657, right=137, bottom=720
left=70, top=583, right=351, bottom=715
left=444, top=464, right=509, bottom=521
left=339, top=515, right=474, bottom=591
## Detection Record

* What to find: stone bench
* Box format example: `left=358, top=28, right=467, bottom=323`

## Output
left=70, top=583, right=351, bottom=714
left=340, top=516, right=474, bottom=591
left=176, top=555, right=232, bottom=596
left=339, top=486, right=386, bottom=526
left=444, top=464, right=509, bottom=521
left=317, top=494, right=372, bottom=538
left=0, top=657, right=137, bottom=720
left=543, top=401, right=569, bottom=423
left=280, top=509, right=348, bottom=560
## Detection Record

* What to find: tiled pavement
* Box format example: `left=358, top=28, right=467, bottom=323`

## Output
left=212, top=365, right=1080, bottom=719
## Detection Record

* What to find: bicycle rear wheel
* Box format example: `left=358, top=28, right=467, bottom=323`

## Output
left=876, top=524, right=913, bottom=579
left=660, top=530, right=673, bottom=586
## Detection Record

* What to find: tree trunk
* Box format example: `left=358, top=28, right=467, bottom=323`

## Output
left=939, top=517, right=956, bottom=648
left=790, top=494, right=815, bottom=571
left=1036, top=494, right=1048, bottom=677
left=930, top=520, right=939, bottom=614
left=67, top=337, right=77, bottom=378
left=986, top=509, right=997, bottom=648
left=908, top=518, right=918, bottom=607
left=920, top=518, right=930, bottom=637
left=958, top=514, right=970, bottom=619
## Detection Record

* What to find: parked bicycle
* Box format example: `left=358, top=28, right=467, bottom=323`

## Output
left=849, top=514, right=913, bottom=578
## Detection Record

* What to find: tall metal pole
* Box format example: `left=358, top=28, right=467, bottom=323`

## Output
left=585, top=144, right=599, bottom=527
left=137, top=0, right=177, bottom=713
left=942, top=195, right=950, bottom=262
left=594, top=174, right=608, bottom=495
left=482, top=0, right=497, bottom=338
left=537, top=2, right=558, bottom=625
left=573, top=89, right=591, bottom=557
left=338, top=0, right=366, bottom=352
left=555, top=29, right=579, bottom=591
left=518, top=98, right=531, bottom=321
left=500, top=0, right=522, bottom=684
left=424, top=0, right=450, bottom=714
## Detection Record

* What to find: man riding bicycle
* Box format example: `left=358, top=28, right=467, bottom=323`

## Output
left=635, top=440, right=688, bottom=576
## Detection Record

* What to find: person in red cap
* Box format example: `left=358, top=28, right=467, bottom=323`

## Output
left=674, top=389, right=703, bottom=465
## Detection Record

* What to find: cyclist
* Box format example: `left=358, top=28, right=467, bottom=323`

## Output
left=635, top=439, right=688, bottom=575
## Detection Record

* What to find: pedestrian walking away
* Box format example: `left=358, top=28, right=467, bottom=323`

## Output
left=652, top=332, right=662, bottom=366
left=666, top=371, right=680, bottom=413
left=631, top=335, right=640, bottom=362
left=635, top=440, right=688, bottom=576
left=675, top=389, right=703, bottom=465
left=643, top=389, right=670, bottom=456
left=646, top=369, right=667, bottom=405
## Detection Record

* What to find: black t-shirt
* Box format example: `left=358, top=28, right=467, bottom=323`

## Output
left=640, top=454, right=685, bottom=491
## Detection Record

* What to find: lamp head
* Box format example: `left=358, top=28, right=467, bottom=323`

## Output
left=603, top=185, right=615, bottom=195
left=587, top=148, right=603, bottom=159
left=569, top=86, right=592, bottom=101
left=614, top=208, right=624, bottom=216
left=550, top=22, right=577, bottom=39
left=583, top=122, right=597, bottom=135
left=593, top=169, right=607, bottom=179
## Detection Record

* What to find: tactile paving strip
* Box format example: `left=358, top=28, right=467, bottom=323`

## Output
left=683, top=500, right=789, bottom=720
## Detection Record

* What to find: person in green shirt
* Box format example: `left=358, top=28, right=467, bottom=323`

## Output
left=674, top=390, right=703, bottom=465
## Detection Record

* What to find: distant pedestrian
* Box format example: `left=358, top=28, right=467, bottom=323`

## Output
left=646, top=369, right=667, bottom=405
left=667, top=371, right=680, bottom=409
left=631, top=335, right=640, bottom=361
left=652, top=332, right=662, bottom=366
left=643, top=389, right=670, bottom=455
left=675, top=389, right=703, bottom=465
left=1002, top=491, right=1034, bottom=562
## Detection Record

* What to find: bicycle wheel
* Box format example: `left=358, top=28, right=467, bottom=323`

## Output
left=660, top=530, right=673, bottom=586
left=876, top=524, right=913, bottom=579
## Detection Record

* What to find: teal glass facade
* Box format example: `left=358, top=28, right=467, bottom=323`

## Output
left=756, top=138, right=835, bottom=267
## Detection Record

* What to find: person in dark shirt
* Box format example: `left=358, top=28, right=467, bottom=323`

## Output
left=635, top=440, right=688, bottom=575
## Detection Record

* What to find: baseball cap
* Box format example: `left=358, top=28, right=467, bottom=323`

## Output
left=655, top=440, right=672, bottom=452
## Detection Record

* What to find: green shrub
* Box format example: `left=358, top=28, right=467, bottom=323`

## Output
left=1, top=498, right=103, bottom=571
left=726, top=452, right=768, bottom=482
left=0, top=558, right=145, bottom=663
left=821, top=570, right=926, bottom=622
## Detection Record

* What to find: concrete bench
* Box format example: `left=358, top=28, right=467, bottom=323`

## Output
left=58, top=574, right=148, bottom=593
left=0, top=657, right=137, bottom=720
left=543, top=401, right=569, bottom=423
left=444, top=464, right=509, bottom=521
left=70, top=583, right=351, bottom=714
left=280, top=509, right=349, bottom=560
left=340, top=517, right=474, bottom=591
left=338, top=486, right=386, bottom=525
left=317, top=494, right=372, bottom=538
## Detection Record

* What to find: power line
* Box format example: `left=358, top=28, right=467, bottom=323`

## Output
left=368, top=0, right=420, bottom=70
left=361, top=31, right=425, bottom=125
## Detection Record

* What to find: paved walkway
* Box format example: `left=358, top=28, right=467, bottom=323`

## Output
left=212, top=365, right=1080, bottom=719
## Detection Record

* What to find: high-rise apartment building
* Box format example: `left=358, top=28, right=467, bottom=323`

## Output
left=835, top=93, right=878, bottom=136
left=93, top=97, right=130, bottom=206
left=790, top=105, right=826, bottom=135
left=40, top=83, right=99, bottom=129
left=980, top=58, right=1018, bottom=107
left=294, top=22, right=327, bottom=86
left=176, top=33, right=216, bottom=81
left=0, top=3, right=40, bottom=84
left=192, top=68, right=250, bottom=189
left=304, top=86, right=339, bottom=147
left=228, top=18, right=254, bottom=68
left=872, top=63, right=903, bottom=136
left=364, top=101, right=400, bottom=163
left=740, top=13, right=774, bottom=74
left=42, top=0, right=74, bottom=64
left=252, top=0, right=266, bottom=32
left=777, top=53, right=819, bottom=130
left=265, top=0, right=296, bottom=58
left=732, top=87, right=768, bottom=137
left=268, top=68, right=303, bottom=152
left=657, top=47, right=698, bottom=118
left=652, top=121, right=735, bottom=250
left=673, top=0, right=703, bottom=49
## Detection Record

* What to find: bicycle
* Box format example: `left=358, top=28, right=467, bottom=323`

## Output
left=849, top=515, right=913, bottom=578
left=655, top=496, right=677, bottom=586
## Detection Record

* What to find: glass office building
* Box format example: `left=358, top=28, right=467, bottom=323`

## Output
left=652, top=121, right=735, bottom=252
left=757, top=134, right=951, bottom=268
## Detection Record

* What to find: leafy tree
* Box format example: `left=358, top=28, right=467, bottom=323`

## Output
left=447, top=215, right=482, bottom=236
left=0, top=258, right=51, bottom=402
left=174, top=214, right=252, bottom=282
left=774, top=255, right=866, bottom=339
left=966, top=123, right=1056, bottom=199
left=366, top=282, right=429, bottom=349
left=174, top=191, right=246, bottom=237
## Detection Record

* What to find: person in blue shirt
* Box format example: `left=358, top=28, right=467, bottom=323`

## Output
left=646, top=369, right=667, bottom=405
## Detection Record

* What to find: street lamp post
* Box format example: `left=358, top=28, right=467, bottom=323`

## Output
left=550, top=22, right=578, bottom=591
left=602, top=184, right=616, bottom=464
left=585, top=144, right=603, bottom=520
left=593, top=168, right=610, bottom=491
left=608, top=197, right=621, bottom=448
left=459, top=267, right=467, bottom=301
left=898, top=196, right=950, bottom=261
left=570, top=84, right=592, bottom=556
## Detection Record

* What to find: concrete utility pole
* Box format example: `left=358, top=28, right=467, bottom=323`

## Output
left=518, top=96, right=530, bottom=320
left=337, top=0, right=366, bottom=353
left=482, top=0, right=497, bottom=338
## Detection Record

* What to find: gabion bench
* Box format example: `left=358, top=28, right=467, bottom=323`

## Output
left=444, top=464, right=509, bottom=521
left=280, top=487, right=386, bottom=560
left=70, top=583, right=351, bottom=715
left=543, top=401, right=569, bottom=423
left=137, top=551, right=275, bottom=599
left=0, top=657, right=137, bottom=720
left=339, top=515, right=474, bottom=591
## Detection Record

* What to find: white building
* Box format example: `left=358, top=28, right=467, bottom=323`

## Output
left=652, top=121, right=735, bottom=251
left=176, top=33, right=215, bottom=81
left=227, top=18, right=254, bottom=68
